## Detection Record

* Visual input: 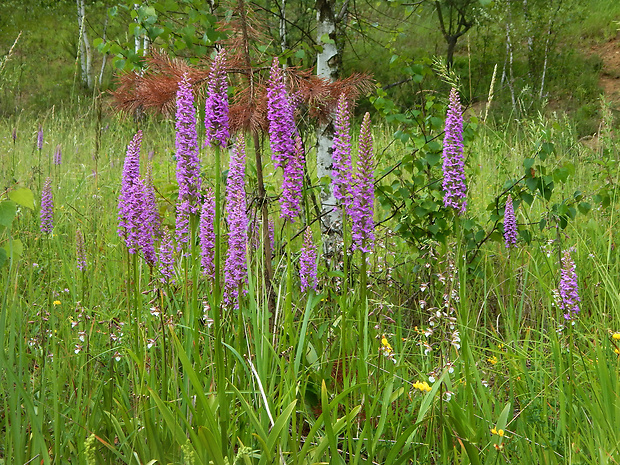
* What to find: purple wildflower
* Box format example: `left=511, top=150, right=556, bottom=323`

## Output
left=351, top=112, right=375, bottom=253
left=442, top=88, right=467, bottom=215
left=300, top=227, right=318, bottom=293
left=118, top=131, right=143, bottom=253
left=175, top=200, right=191, bottom=250
left=175, top=73, right=202, bottom=245
left=144, top=159, right=161, bottom=239
left=504, top=194, right=517, bottom=248
left=267, top=58, right=296, bottom=169
left=37, top=125, right=43, bottom=151
left=223, top=135, right=248, bottom=308
left=200, top=188, right=216, bottom=279
left=141, top=179, right=160, bottom=265
left=158, top=229, right=176, bottom=285
left=268, top=219, right=275, bottom=250
left=332, top=94, right=354, bottom=210
left=558, top=248, right=580, bottom=320
left=280, top=134, right=305, bottom=222
left=12, top=128, right=17, bottom=144
left=54, top=144, right=62, bottom=165
left=205, top=48, right=230, bottom=148
left=40, top=177, right=54, bottom=234
left=76, top=229, right=87, bottom=271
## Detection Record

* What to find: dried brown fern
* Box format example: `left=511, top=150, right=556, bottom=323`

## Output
left=108, top=0, right=373, bottom=128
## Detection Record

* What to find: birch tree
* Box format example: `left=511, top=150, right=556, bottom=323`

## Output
left=77, top=0, right=93, bottom=88
left=316, top=0, right=347, bottom=258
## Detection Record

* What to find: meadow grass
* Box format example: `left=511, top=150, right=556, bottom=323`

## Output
left=1, top=99, right=620, bottom=465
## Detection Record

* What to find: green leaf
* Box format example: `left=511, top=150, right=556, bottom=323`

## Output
left=578, top=202, right=591, bottom=214
left=521, top=192, right=534, bottom=205
left=538, top=142, right=554, bottom=161
left=526, top=177, right=538, bottom=192
left=9, top=188, right=34, bottom=210
left=523, top=157, right=535, bottom=170
left=0, top=201, right=17, bottom=227
left=3, top=238, right=23, bottom=260
left=319, top=33, right=335, bottom=45
left=0, top=248, right=7, bottom=268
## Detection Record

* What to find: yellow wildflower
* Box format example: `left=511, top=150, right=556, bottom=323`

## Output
left=490, top=427, right=497, bottom=435
left=487, top=356, right=498, bottom=365
left=612, top=332, right=620, bottom=340
left=53, top=300, right=61, bottom=306
left=412, top=381, right=432, bottom=393
left=381, top=336, right=393, bottom=351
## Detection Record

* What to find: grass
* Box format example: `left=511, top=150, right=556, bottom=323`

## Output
left=1, top=84, right=620, bottom=465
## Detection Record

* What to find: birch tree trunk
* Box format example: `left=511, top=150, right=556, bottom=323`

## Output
left=316, top=0, right=342, bottom=259
left=76, top=0, right=93, bottom=89
left=280, top=0, right=287, bottom=55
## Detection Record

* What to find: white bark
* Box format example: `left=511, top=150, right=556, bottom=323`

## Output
left=77, top=0, right=93, bottom=89
left=280, top=0, right=287, bottom=55
left=316, top=0, right=342, bottom=258
left=99, top=15, right=108, bottom=86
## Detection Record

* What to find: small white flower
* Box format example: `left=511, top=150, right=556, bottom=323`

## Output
left=150, top=306, right=161, bottom=318
left=147, top=339, right=156, bottom=349
left=78, top=331, right=86, bottom=342
left=74, top=344, right=82, bottom=354
left=429, top=375, right=436, bottom=383
left=114, top=351, right=121, bottom=362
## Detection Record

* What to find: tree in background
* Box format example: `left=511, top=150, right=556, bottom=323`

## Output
left=430, top=0, right=491, bottom=69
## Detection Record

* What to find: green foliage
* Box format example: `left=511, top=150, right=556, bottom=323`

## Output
left=96, top=0, right=224, bottom=70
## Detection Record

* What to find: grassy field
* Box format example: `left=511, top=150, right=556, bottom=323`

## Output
left=1, top=80, right=620, bottom=465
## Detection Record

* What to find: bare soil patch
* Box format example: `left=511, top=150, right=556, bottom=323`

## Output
left=591, top=33, right=620, bottom=104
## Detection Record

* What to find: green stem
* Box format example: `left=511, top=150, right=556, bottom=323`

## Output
left=285, top=220, right=293, bottom=339
left=213, top=144, right=228, bottom=460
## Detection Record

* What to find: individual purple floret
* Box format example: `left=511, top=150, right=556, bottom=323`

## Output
left=118, top=131, right=143, bottom=253
left=267, top=58, right=296, bottom=169
left=504, top=194, right=517, bottom=248
left=37, top=125, right=43, bottom=151
left=351, top=112, right=375, bottom=253
left=76, top=229, right=87, bottom=271
left=442, top=87, right=467, bottom=215
left=223, top=135, right=248, bottom=308
left=300, top=227, right=318, bottom=293
left=40, top=177, right=54, bottom=234
left=200, top=188, right=216, bottom=279
left=176, top=73, right=202, bottom=211
left=558, top=248, right=580, bottom=320
left=280, top=134, right=305, bottom=222
left=205, top=48, right=230, bottom=148
left=158, top=229, right=176, bottom=285
left=54, top=144, right=62, bottom=165
left=332, top=94, right=354, bottom=211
